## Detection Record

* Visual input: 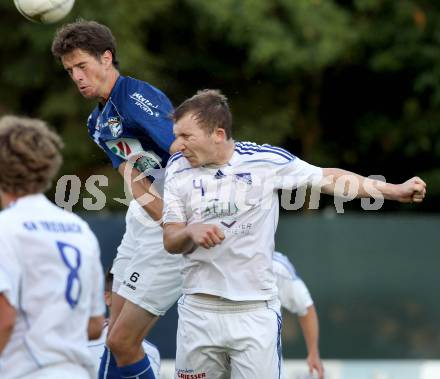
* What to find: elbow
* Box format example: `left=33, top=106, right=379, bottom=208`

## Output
left=163, top=223, right=190, bottom=254
left=0, top=319, right=15, bottom=338
left=88, top=316, right=104, bottom=340
left=88, top=329, right=102, bottom=341
left=0, top=318, right=16, bottom=353
left=163, top=237, right=181, bottom=254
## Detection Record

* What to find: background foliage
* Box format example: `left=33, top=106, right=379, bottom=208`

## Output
left=0, top=0, right=439, bottom=211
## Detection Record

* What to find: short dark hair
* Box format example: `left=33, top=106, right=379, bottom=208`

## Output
left=51, top=19, right=119, bottom=69
left=173, top=89, right=232, bottom=139
left=0, top=115, right=63, bottom=196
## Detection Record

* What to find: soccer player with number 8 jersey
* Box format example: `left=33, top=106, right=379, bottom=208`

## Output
left=0, top=115, right=106, bottom=379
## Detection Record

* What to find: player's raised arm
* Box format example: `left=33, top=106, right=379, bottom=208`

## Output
left=117, top=139, right=183, bottom=222
left=118, top=162, right=164, bottom=222
left=320, top=168, right=427, bottom=203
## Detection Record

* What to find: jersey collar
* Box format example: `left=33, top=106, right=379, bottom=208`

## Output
left=12, top=193, right=48, bottom=208
left=99, top=75, right=125, bottom=110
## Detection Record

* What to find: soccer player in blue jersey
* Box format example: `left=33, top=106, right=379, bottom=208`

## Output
left=52, top=20, right=182, bottom=379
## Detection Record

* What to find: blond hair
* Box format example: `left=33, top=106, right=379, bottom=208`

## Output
left=0, top=115, right=64, bottom=196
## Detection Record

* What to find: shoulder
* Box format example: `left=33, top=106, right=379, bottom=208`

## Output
left=116, top=77, right=173, bottom=119
left=46, top=202, right=98, bottom=237
left=0, top=203, right=24, bottom=228
left=123, top=77, right=171, bottom=105
left=165, top=152, right=192, bottom=176
left=235, top=142, right=296, bottom=164
left=0, top=209, right=14, bottom=235
left=167, top=152, right=184, bottom=166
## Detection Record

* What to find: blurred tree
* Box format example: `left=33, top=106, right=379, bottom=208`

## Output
left=174, top=0, right=356, bottom=161
left=0, top=0, right=438, bottom=210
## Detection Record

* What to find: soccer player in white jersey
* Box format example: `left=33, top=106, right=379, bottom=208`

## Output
left=0, top=115, right=106, bottom=379
left=273, top=251, right=323, bottom=379
left=89, top=271, right=161, bottom=378
left=162, top=89, right=426, bottom=379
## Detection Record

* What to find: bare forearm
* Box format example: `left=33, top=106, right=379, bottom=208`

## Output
left=131, top=178, right=163, bottom=221
left=321, top=168, right=399, bottom=200
left=118, top=162, right=163, bottom=222
left=298, top=306, right=320, bottom=355
left=163, top=224, right=195, bottom=254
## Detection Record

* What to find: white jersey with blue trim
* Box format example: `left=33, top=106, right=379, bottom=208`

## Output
left=273, top=252, right=313, bottom=316
left=163, top=142, right=323, bottom=301
left=0, top=194, right=105, bottom=379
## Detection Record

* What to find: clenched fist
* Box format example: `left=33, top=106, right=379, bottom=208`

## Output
left=395, top=176, right=426, bottom=203
left=187, top=223, right=225, bottom=249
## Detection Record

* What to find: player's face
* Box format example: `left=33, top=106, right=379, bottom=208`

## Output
left=61, top=49, right=112, bottom=100
left=174, top=113, right=218, bottom=167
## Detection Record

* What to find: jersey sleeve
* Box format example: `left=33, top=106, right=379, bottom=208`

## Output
left=277, top=276, right=314, bottom=316
left=125, top=81, right=175, bottom=154
left=163, top=156, right=187, bottom=224
left=236, top=143, right=322, bottom=190
left=273, top=254, right=313, bottom=316
left=274, top=157, right=323, bottom=190
left=0, top=234, right=20, bottom=308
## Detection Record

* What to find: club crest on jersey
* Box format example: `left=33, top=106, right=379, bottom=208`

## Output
left=235, top=172, right=252, bottom=185
left=107, top=117, right=123, bottom=137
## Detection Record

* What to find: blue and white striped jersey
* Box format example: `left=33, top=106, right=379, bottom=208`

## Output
left=163, top=142, right=323, bottom=301
left=87, top=76, right=175, bottom=170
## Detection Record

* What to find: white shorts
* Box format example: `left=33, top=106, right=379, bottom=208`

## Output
left=20, top=362, right=91, bottom=379
left=175, top=295, right=282, bottom=379
left=111, top=200, right=183, bottom=316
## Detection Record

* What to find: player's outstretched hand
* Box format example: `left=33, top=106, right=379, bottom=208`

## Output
left=187, top=224, right=225, bottom=249
left=395, top=176, right=427, bottom=203
left=307, top=352, right=324, bottom=379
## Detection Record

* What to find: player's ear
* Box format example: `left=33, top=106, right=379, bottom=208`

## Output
left=101, top=50, right=113, bottom=68
left=214, top=127, right=227, bottom=143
